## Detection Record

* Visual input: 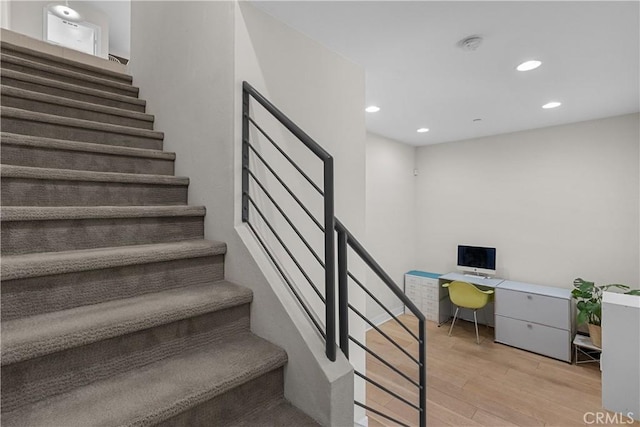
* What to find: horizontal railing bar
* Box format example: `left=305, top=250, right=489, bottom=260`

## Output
left=243, top=81, right=332, bottom=161
left=354, top=370, right=421, bottom=412
left=335, top=218, right=425, bottom=322
left=247, top=116, right=324, bottom=196
left=349, top=335, right=421, bottom=389
left=246, top=144, right=324, bottom=231
left=247, top=170, right=325, bottom=268
left=348, top=303, right=420, bottom=366
left=347, top=271, right=420, bottom=342
left=246, top=221, right=326, bottom=338
left=354, top=401, right=410, bottom=427
left=247, top=196, right=326, bottom=304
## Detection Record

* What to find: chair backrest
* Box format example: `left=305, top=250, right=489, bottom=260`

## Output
left=445, top=281, right=493, bottom=309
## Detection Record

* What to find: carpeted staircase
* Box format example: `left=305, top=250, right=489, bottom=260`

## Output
left=0, top=41, right=319, bottom=426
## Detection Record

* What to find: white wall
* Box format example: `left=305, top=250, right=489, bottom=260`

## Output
left=129, top=2, right=363, bottom=425
left=365, top=132, right=417, bottom=322
left=6, top=0, right=109, bottom=58
left=234, top=3, right=366, bottom=423
left=1, top=0, right=11, bottom=29
left=415, top=113, right=640, bottom=289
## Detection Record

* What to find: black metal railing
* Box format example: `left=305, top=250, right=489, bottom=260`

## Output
left=336, top=219, right=426, bottom=427
left=243, top=81, right=335, bottom=361
left=242, top=81, right=426, bottom=426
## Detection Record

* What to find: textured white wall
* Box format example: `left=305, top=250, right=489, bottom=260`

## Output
left=365, top=133, right=418, bottom=321
left=415, top=113, right=640, bottom=288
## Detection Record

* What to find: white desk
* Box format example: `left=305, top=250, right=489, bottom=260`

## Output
left=406, top=271, right=575, bottom=362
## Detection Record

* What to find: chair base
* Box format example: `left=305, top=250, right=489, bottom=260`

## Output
left=448, top=306, right=483, bottom=344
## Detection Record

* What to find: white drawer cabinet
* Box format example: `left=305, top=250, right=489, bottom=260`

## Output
left=495, top=280, right=574, bottom=362
left=404, top=271, right=449, bottom=324
left=495, top=315, right=571, bottom=362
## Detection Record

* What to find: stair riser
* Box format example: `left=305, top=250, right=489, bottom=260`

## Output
left=1, top=76, right=145, bottom=112
left=1, top=178, right=187, bottom=206
left=1, top=116, right=162, bottom=150
left=1, top=61, right=138, bottom=97
left=158, top=368, right=284, bottom=427
left=2, top=255, right=225, bottom=321
left=2, top=217, right=204, bottom=255
left=1, top=305, right=250, bottom=413
left=1, top=143, right=174, bottom=175
left=0, top=47, right=131, bottom=84
left=1, top=95, right=154, bottom=129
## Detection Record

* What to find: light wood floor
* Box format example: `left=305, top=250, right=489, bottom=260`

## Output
left=365, top=314, right=638, bottom=427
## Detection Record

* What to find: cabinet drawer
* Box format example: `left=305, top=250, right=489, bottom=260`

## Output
left=421, top=298, right=438, bottom=312
left=405, top=275, right=421, bottom=287
left=495, top=315, right=570, bottom=362
left=495, top=288, right=569, bottom=330
left=422, top=278, right=439, bottom=288
left=423, top=287, right=438, bottom=300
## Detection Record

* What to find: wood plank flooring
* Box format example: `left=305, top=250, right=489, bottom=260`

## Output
left=364, top=314, right=638, bottom=426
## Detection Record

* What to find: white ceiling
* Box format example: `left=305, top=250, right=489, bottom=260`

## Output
left=85, top=1, right=639, bottom=146
left=251, top=1, right=640, bottom=146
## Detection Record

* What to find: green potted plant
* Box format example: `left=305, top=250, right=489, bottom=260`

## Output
left=571, top=278, right=640, bottom=348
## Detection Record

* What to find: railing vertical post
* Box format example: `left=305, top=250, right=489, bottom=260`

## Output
left=419, top=319, right=426, bottom=427
left=324, top=158, right=336, bottom=362
left=242, top=84, right=250, bottom=223
left=337, top=227, right=349, bottom=358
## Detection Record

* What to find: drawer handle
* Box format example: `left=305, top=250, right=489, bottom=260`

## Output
left=527, top=295, right=533, bottom=300
left=527, top=324, right=533, bottom=329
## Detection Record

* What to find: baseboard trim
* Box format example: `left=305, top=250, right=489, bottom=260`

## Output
left=366, top=306, right=405, bottom=330
left=355, top=415, right=368, bottom=427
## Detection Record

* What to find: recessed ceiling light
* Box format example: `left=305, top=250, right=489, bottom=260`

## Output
left=517, top=60, right=542, bottom=71
left=417, top=128, right=429, bottom=133
left=48, top=3, right=83, bottom=21
left=365, top=106, right=380, bottom=113
left=542, top=101, right=562, bottom=109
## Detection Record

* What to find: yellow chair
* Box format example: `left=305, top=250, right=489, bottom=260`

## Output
left=442, top=281, right=494, bottom=344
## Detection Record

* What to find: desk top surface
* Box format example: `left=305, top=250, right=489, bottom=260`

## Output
left=439, top=272, right=504, bottom=288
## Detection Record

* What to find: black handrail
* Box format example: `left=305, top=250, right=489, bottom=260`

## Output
left=243, top=82, right=332, bottom=160
left=242, top=81, right=426, bottom=426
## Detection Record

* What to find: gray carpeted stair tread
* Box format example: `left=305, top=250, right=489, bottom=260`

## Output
left=237, top=401, right=321, bottom=426
left=1, top=333, right=287, bottom=427
left=1, top=239, right=226, bottom=281
left=1, top=53, right=139, bottom=96
left=1, top=41, right=133, bottom=84
left=1, top=86, right=154, bottom=123
left=1, top=206, right=205, bottom=221
left=1, top=132, right=174, bottom=160
left=1, top=132, right=174, bottom=175
left=1, top=280, right=253, bottom=365
left=1, top=68, right=146, bottom=111
left=1, top=107, right=163, bottom=139
left=1, top=165, right=187, bottom=185
left=1, top=206, right=207, bottom=255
